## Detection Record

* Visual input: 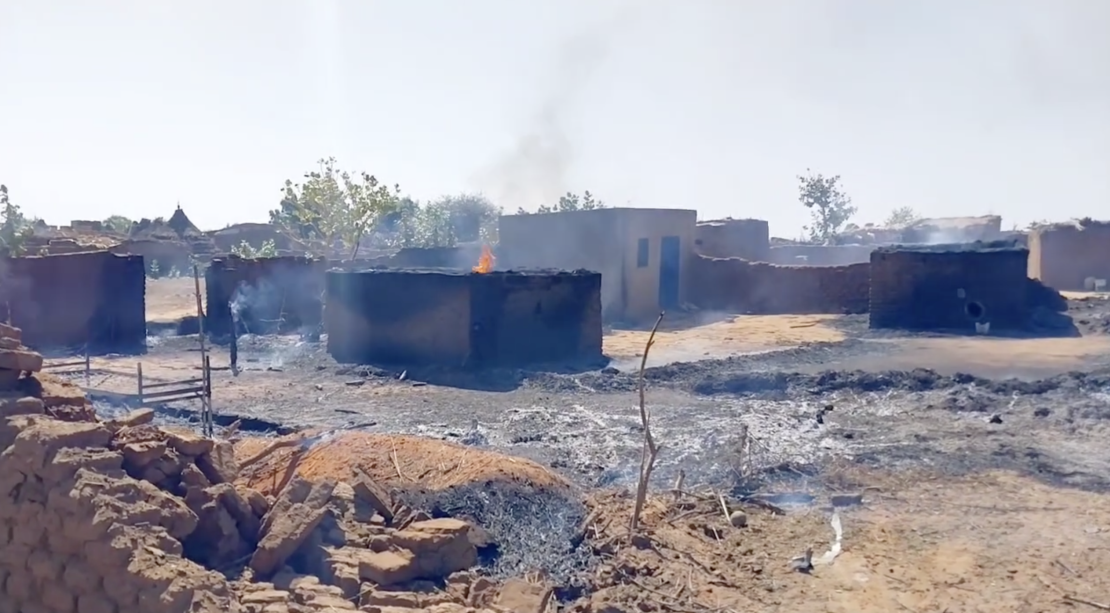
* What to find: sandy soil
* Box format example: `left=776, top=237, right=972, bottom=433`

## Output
left=606, top=314, right=845, bottom=367
left=146, top=276, right=205, bottom=322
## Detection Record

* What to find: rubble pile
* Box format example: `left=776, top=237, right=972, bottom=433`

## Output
left=0, top=322, right=561, bottom=612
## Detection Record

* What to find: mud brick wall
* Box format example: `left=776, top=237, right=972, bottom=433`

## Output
left=326, top=269, right=603, bottom=367
left=690, top=256, right=869, bottom=314
left=0, top=251, right=146, bottom=351
left=694, top=220, right=770, bottom=261
left=869, top=242, right=1030, bottom=331
left=326, top=269, right=473, bottom=365
left=766, top=244, right=874, bottom=266
left=205, top=255, right=327, bottom=337
left=470, top=270, right=603, bottom=367
left=1028, top=221, right=1110, bottom=291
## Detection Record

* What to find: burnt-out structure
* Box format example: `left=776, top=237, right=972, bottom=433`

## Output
left=0, top=251, right=146, bottom=351
left=205, top=255, right=327, bottom=337
left=325, top=268, right=603, bottom=368
left=869, top=241, right=1030, bottom=332
left=1028, top=220, right=1110, bottom=291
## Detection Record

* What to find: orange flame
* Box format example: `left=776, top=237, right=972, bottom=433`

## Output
left=472, top=245, right=495, bottom=273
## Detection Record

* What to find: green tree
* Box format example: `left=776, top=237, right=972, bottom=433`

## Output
left=797, top=170, right=857, bottom=244
left=272, top=157, right=402, bottom=260
left=884, top=206, right=921, bottom=228
left=231, top=239, right=278, bottom=258
left=0, top=185, right=34, bottom=256
left=103, top=215, right=134, bottom=234
left=435, top=193, right=500, bottom=242
left=516, top=190, right=607, bottom=215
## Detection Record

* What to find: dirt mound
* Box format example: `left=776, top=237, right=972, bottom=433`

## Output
left=234, top=432, right=573, bottom=495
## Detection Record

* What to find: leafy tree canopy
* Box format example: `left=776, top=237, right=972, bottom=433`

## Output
left=797, top=170, right=857, bottom=244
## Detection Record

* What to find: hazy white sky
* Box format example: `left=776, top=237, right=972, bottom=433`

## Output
left=1, top=0, right=1107, bottom=237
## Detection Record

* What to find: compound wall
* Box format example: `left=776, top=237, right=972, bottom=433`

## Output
left=869, top=242, right=1029, bottom=332
left=0, top=251, right=146, bottom=351
left=325, top=269, right=603, bottom=368
left=689, top=256, right=870, bottom=314
left=205, top=256, right=327, bottom=337
left=1028, top=221, right=1110, bottom=291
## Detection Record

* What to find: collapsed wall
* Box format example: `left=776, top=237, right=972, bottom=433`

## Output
left=205, top=256, right=327, bottom=337
left=690, top=256, right=870, bottom=314
left=0, top=321, right=566, bottom=613
left=0, top=251, right=146, bottom=352
left=325, top=268, right=604, bottom=368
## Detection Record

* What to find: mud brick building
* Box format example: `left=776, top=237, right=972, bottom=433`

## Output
left=205, top=255, right=327, bottom=337
left=1028, top=220, right=1110, bottom=291
left=689, top=257, right=870, bottom=314
left=325, top=268, right=603, bottom=368
left=693, top=218, right=770, bottom=262
left=869, top=241, right=1029, bottom=332
left=0, top=251, right=145, bottom=351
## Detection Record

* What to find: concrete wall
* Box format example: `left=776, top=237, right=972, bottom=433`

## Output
left=498, top=208, right=697, bottom=322
left=0, top=251, right=146, bottom=351
left=205, top=256, right=327, bottom=337
left=326, top=269, right=472, bottom=365
left=324, top=269, right=603, bottom=367
left=694, top=219, right=770, bottom=261
left=690, top=256, right=870, bottom=314
left=766, top=244, right=874, bottom=266
left=1028, top=222, right=1110, bottom=291
left=870, top=244, right=1029, bottom=331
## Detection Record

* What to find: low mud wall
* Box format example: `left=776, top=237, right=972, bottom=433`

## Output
left=870, top=243, right=1029, bottom=331
left=205, top=255, right=327, bottom=337
left=326, top=269, right=603, bottom=367
left=0, top=251, right=145, bottom=351
left=766, top=244, right=874, bottom=266
left=690, top=256, right=870, bottom=314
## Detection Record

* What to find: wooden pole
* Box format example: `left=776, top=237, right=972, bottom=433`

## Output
left=136, top=362, right=143, bottom=404
left=192, top=264, right=214, bottom=437
left=84, top=344, right=90, bottom=389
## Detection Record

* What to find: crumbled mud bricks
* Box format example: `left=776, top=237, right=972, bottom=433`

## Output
left=0, top=322, right=532, bottom=613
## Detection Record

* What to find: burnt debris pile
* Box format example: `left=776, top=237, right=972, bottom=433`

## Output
left=0, top=323, right=584, bottom=613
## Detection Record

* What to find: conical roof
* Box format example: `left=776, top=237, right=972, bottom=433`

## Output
left=167, top=204, right=201, bottom=237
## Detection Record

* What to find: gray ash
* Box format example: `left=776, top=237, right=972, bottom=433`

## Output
left=395, top=482, right=592, bottom=586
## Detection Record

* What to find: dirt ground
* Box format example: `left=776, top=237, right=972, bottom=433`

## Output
left=43, top=279, right=1110, bottom=611
left=582, top=468, right=1110, bottom=613
left=147, top=276, right=206, bottom=322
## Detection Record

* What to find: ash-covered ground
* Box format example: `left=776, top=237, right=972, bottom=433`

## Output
left=113, top=308, right=1110, bottom=498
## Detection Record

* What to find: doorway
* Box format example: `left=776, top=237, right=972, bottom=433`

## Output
left=659, top=236, right=681, bottom=309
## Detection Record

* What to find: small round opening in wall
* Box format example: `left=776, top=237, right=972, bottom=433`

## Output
left=965, top=301, right=986, bottom=320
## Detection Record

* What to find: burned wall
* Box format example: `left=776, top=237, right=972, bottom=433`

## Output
left=0, top=251, right=146, bottom=351
left=694, top=219, right=770, bottom=262
left=326, top=269, right=473, bottom=365
left=689, top=256, right=869, bottom=314
left=869, top=242, right=1030, bottom=332
left=205, top=255, right=327, bottom=337
left=325, top=269, right=603, bottom=368
left=1028, top=221, right=1110, bottom=291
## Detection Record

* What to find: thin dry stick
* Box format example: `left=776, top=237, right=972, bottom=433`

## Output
left=1065, top=594, right=1110, bottom=611
left=630, top=311, right=665, bottom=535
